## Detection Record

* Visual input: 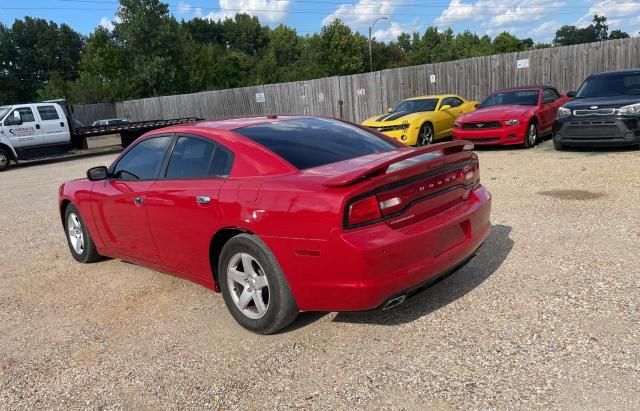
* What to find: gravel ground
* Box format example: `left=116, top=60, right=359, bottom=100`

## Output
left=0, top=139, right=638, bottom=410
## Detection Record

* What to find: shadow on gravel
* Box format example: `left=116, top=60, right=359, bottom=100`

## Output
left=332, top=224, right=514, bottom=326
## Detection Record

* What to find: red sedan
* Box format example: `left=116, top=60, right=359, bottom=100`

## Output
left=453, top=86, right=571, bottom=147
left=59, top=116, right=492, bottom=334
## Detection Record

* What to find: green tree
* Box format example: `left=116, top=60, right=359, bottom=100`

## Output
left=493, top=32, right=524, bottom=53
left=317, top=20, right=365, bottom=75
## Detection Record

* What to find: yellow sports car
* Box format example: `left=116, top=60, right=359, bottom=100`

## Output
left=362, top=94, right=478, bottom=146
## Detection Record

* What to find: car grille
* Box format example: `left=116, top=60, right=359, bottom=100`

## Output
left=573, top=108, right=616, bottom=116
left=462, top=121, right=502, bottom=129
left=565, top=121, right=620, bottom=138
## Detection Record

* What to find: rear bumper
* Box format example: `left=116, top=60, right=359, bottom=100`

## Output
left=554, top=116, right=640, bottom=147
left=453, top=125, right=526, bottom=145
left=267, top=185, right=492, bottom=311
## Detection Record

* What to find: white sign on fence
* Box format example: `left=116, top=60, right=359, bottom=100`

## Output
left=318, top=92, right=325, bottom=102
left=357, top=88, right=366, bottom=96
left=255, top=92, right=266, bottom=103
left=516, top=59, right=529, bottom=69
left=430, top=74, right=436, bottom=83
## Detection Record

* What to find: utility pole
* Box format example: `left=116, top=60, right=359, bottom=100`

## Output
left=368, top=17, right=388, bottom=72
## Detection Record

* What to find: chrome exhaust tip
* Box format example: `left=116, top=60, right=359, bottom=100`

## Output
left=382, top=294, right=407, bottom=311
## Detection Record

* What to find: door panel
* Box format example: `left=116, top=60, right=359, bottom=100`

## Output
left=91, top=180, right=159, bottom=261
left=146, top=180, right=225, bottom=278
left=4, top=107, right=43, bottom=147
left=37, top=105, right=68, bottom=144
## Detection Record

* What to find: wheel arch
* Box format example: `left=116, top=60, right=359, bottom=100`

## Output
left=0, top=142, right=17, bottom=161
left=59, top=199, right=72, bottom=226
left=209, top=227, right=254, bottom=291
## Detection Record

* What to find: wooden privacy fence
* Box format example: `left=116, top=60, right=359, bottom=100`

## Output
left=77, top=37, right=640, bottom=125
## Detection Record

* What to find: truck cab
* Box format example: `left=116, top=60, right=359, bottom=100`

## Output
left=0, top=103, right=71, bottom=171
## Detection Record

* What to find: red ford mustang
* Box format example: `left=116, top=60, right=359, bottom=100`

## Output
left=59, top=116, right=492, bottom=334
left=453, top=86, right=571, bottom=147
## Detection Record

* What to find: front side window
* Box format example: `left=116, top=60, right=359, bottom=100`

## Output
left=478, top=90, right=540, bottom=108
left=442, top=97, right=463, bottom=108
left=164, top=136, right=234, bottom=179
left=37, top=105, right=60, bottom=121
left=5, top=107, right=36, bottom=125
left=542, top=89, right=560, bottom=103
left=235, top=118, right=400, bottom=170
left=112, top=136, right=172, bottom=181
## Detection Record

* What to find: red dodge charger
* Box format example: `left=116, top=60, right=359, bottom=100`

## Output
left=453, top=86, right=571, bottom=147
left=59, top=116, right=492, bottom=333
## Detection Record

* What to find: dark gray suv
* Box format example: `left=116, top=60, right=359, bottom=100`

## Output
left=553, top=69, right=640, bottom=149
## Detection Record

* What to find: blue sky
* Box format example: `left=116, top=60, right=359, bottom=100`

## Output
left=1, top=0, right=639, bottom=43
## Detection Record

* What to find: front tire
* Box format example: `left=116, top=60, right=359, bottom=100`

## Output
left=0, top=148, right=10, bottom=172
left=553, top=135, right=565, bottom=150
left=524, top=122, right=537, bottom=148
left=417, top=123, right=434, bottom=146
left=64, top=204, right=101, bottom=263
left=219, top=234, right=298, bottom=334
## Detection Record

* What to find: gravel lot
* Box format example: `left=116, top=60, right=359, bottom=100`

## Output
left=1, top=139, right=638, bottom=410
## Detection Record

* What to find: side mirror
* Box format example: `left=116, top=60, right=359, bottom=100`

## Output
left=474, top=103, right=479, bottom=109
left=87, top=166, right=109, bottom=181
left=566, top=91, right=576, bottom=98
left=440, top=104, right=452, bottom=111
left=387, top=107, right=393, bottom=113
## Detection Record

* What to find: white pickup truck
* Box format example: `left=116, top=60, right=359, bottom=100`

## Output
left=0, top=101, right=199, bottom=172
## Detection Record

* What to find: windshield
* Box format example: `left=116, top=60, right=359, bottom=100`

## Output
left=575, top=72, right=640, bottom=98
left=0, top=106, right=11, bottom=120
left=479, top=90, right=539, bottom=108
left=392, top=99, right=438, bottom=113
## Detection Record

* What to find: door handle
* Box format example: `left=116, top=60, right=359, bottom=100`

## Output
left=60, top=122, right=65, bottom=128
left=35, top=124, right=40, bottom=129
left=195, top=196, right=211, bottom=204
left=134, top=196, right=144, bottom=205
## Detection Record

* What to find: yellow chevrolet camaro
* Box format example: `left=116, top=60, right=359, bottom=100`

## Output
left=362, top=94, right=478, bottom=146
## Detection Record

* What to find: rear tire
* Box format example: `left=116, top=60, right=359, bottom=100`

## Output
left=524, top=122, right=537, bottom=148
left=0, top=148, right=10, bottom=172
left=64, top=204, right=101, bottom=263
left=417, top=123, right=434, bottom=146
left=219, top=234, right=298, bottom=334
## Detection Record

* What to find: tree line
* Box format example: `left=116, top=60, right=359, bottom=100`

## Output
left=0, top=0, right=631, bottom=106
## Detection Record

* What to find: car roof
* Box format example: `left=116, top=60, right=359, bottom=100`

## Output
left=588, top=69, right=640, bottom=77
left=494, top=85, right=553, bottom=92
left=404, top=94, right=455, bottom=100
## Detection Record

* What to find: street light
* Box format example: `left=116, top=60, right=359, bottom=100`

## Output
left=368, top=16, right=388, bottom=72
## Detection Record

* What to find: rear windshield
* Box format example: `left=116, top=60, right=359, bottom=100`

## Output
left=575, top=72, right=640, bottom=98
left=234, top=118, right=401, bottom=169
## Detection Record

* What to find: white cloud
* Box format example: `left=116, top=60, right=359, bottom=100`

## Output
left=373, top=21, right=421, bottom=43
left=435, top=0, right=564, bottom=31
left=576, top=1, right=640, bottom=35
left=527, top=20, right=561, bottom=41
left=98, top=16, right=120, bottom=31
left=201, top=0, right=291, bottom=24
left=321, top=0, right=396, bottom=29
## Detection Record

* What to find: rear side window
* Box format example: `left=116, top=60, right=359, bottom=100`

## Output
left=165, top=136, right=234, bottom=179
left=37, top=105, right=60, bottom=120
left=234, top=118, right=400, bottom=169
left=113, top=136, right=172, bottom=180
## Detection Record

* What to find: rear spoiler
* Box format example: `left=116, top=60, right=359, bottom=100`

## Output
left=323, top=141, right=474, bottom=187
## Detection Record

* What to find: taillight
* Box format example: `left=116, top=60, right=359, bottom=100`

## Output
left=347, top=195, right=381, bottom=226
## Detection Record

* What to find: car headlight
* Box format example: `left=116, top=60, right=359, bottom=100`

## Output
left=504, top=119, right=520, bottom=126
left=617, top=103, right=640, bottom=115
left=556, top=107, right=571, bottom=119
left=454, top=121, right=461, bottom=128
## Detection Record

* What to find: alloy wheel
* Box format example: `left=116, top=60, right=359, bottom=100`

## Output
left=226, top=252, right=270, bottom=319
left=67, top=212, right=85, bottom=255
left=528, top=124, right=537, bottom=146
left=419, top=125, right=433, bottom=146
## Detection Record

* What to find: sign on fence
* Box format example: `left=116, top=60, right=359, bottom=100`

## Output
left=255, top=92, right=266, bottom=103
left=516, top=59, right=530, bottom=69
left=357, top=88, right=366, bottom=96
left=430, top=74, right=436, bottom=83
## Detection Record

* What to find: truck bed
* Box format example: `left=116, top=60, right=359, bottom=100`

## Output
left=71, top=117, right=201, bottom=138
